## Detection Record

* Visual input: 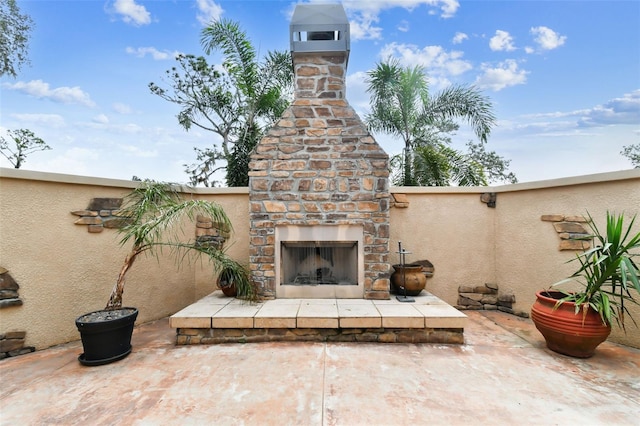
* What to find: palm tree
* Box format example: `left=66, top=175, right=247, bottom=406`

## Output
left=150, top=19, right=293, bottom=187
left=365, top=58, right=496, bottom=186
left=200, top=19, right=293, bottom=186
left=410, top=144, right=487, bottom=186
left=105, top=181, right=256, bottom=310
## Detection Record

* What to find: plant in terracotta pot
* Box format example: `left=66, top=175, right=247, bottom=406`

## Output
left=216, top=257, right=258, bottom=301
left=75, top=181, right=254, bottom=366
left=531, top=211, right=640, bottom=358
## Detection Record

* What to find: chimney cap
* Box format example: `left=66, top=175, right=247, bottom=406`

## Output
left=290, top=4, right=350, bottom=55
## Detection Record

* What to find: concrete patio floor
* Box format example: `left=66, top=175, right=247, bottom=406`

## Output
left=1, top=311, right=638, bottom=425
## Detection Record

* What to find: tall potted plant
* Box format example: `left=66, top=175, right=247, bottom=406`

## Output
left=531, top=211, right=640, bottom=357
left=75, top=181, right=254, bottom=366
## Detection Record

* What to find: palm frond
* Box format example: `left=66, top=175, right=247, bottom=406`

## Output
left=423, top=85, right=496, bottom=143
left=201, top=18, right=258, bottom=98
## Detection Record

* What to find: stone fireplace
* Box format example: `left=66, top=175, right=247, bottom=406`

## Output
left=248, top=4, right=390, bottom=299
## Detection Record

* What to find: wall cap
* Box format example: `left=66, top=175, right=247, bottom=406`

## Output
left=3, top=167, right=637, bottom=195
left=389, top=169, right=640, bottom=194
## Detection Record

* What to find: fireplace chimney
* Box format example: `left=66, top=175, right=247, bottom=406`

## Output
left=248, top=3, right=390, bottom=300
left=289, top=4, right=350, bottom=100
left=290, top=4, right=349, bottom=54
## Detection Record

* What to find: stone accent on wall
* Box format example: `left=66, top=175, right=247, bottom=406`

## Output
left=176, top=327, right=463, bottom=345
left=480, top=192, right=497, bottom=208
left=456, top=283, right=529, bottom=318
left=71, top=198, right=124, bottom=233
left=0, top=331, right=34, bottom=359
left=0, top=267, right=22, bottom=308
left=71, top=201, right=227, bottom=248
left=541, top=214, right=591, bottom=250
left=0, top=268, right=33, bottom=359
left=391, top=193, right=409, bottom=208
left=195, top=215, right=229, bottom=250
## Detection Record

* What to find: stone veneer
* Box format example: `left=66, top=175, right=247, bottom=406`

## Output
left=176, top=327, right=463, bottom=345
left=71, top=199, right=227, bottom=248
left=0, top=268, right=34, bottom=359
left=541, top=214, right=591, bottom=250
left=456, top=283, right=529, bottom=318
left=249, top=52, right=390, bottom=299
left=71, top=198, right=125, bottom=233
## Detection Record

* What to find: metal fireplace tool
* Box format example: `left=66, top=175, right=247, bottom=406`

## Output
left=396, top=241, right=415, bottom=303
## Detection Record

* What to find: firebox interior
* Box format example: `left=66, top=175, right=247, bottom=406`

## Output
left=281, top=241, right=358, bottom=286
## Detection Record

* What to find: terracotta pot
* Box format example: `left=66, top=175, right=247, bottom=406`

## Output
left=216, top=273, right=238, bottom=297
left=391, top=263, right=427, bottom=296
left=531, top=290, right=611, bottom=358
left=218, top=279, right=237, bottom=297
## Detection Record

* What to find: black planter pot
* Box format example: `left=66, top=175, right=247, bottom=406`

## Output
left=75, top=307, right=138, bottom=366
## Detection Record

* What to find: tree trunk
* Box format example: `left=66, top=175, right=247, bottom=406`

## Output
left=403, top=147, right=414, bottom=186
left=105, top=249, right=139, bottom=310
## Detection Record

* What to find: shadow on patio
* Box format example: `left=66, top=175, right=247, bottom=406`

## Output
left=1, top=311, right=638, bottom=425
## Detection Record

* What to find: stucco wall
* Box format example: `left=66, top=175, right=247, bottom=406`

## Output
left=389, top=188, right=496, bottom=308
left=387, top=171, right=640, bottom=348
left=493, top=174, right=640, bottom=348
left=0, top=170, right=246, bottom=350
left=1, top=168, right=639, bottom=350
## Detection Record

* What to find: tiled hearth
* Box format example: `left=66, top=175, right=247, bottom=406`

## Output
left=170, top=291, right=466, bottom=344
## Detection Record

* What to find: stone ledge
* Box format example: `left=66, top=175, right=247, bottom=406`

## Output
left=0, top=298, right=23, bottom=308
left=390, top=193, right=409, bottom=208
left=176, top=327, right=464, bottom=345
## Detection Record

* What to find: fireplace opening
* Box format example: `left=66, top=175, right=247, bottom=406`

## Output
left=275, top=224, right=365, bottom=298
left=281, top=241, right=358, bottom=286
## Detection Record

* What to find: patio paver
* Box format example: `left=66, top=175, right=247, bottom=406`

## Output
left=0, top=311, right=638, bottom=425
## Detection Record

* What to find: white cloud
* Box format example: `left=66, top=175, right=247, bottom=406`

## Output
left=112, top=0, right=151, bottom=26
left=437, top=0, right=460, bottom=18
left=2, top=80, right=95, bottom=107
left=521, top=91, right=640, bottom=127
left=349, top=10, right=383, bottom=40
left=113, top=103, right=133, bottom=114
left=530, top=26, right=566, bottom=51
left=343, top=0, right=460, bottom=40
left=26, top=147, right=102, bottom=177
left=475, top=59, right=528, bottom=91
left=196, top=0, right=224, bottom=26
left=9, top=113, right=66, bottom=128
left=93, top=114, right=109, bottom=124
left=489, top=30, right=516, bottom=52
left=501, top=120, right=579, bottom=136
left=378, top=42, right=472, bottom=88
left=125, top=46, right=180, bottom=60
left=119, top=144, right=159, bottom=158
left=345, top=71, right=371, bottom=113
left=452, top=32, right=468, bottom=44
left=577, top=90, right=640, bottom=127
left=76, top=119, right=144, bottom=135
left=398, top=20, right=410, bottom=32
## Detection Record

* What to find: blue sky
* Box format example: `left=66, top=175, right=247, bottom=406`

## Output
left=1, top=0, right=639, bottom=185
